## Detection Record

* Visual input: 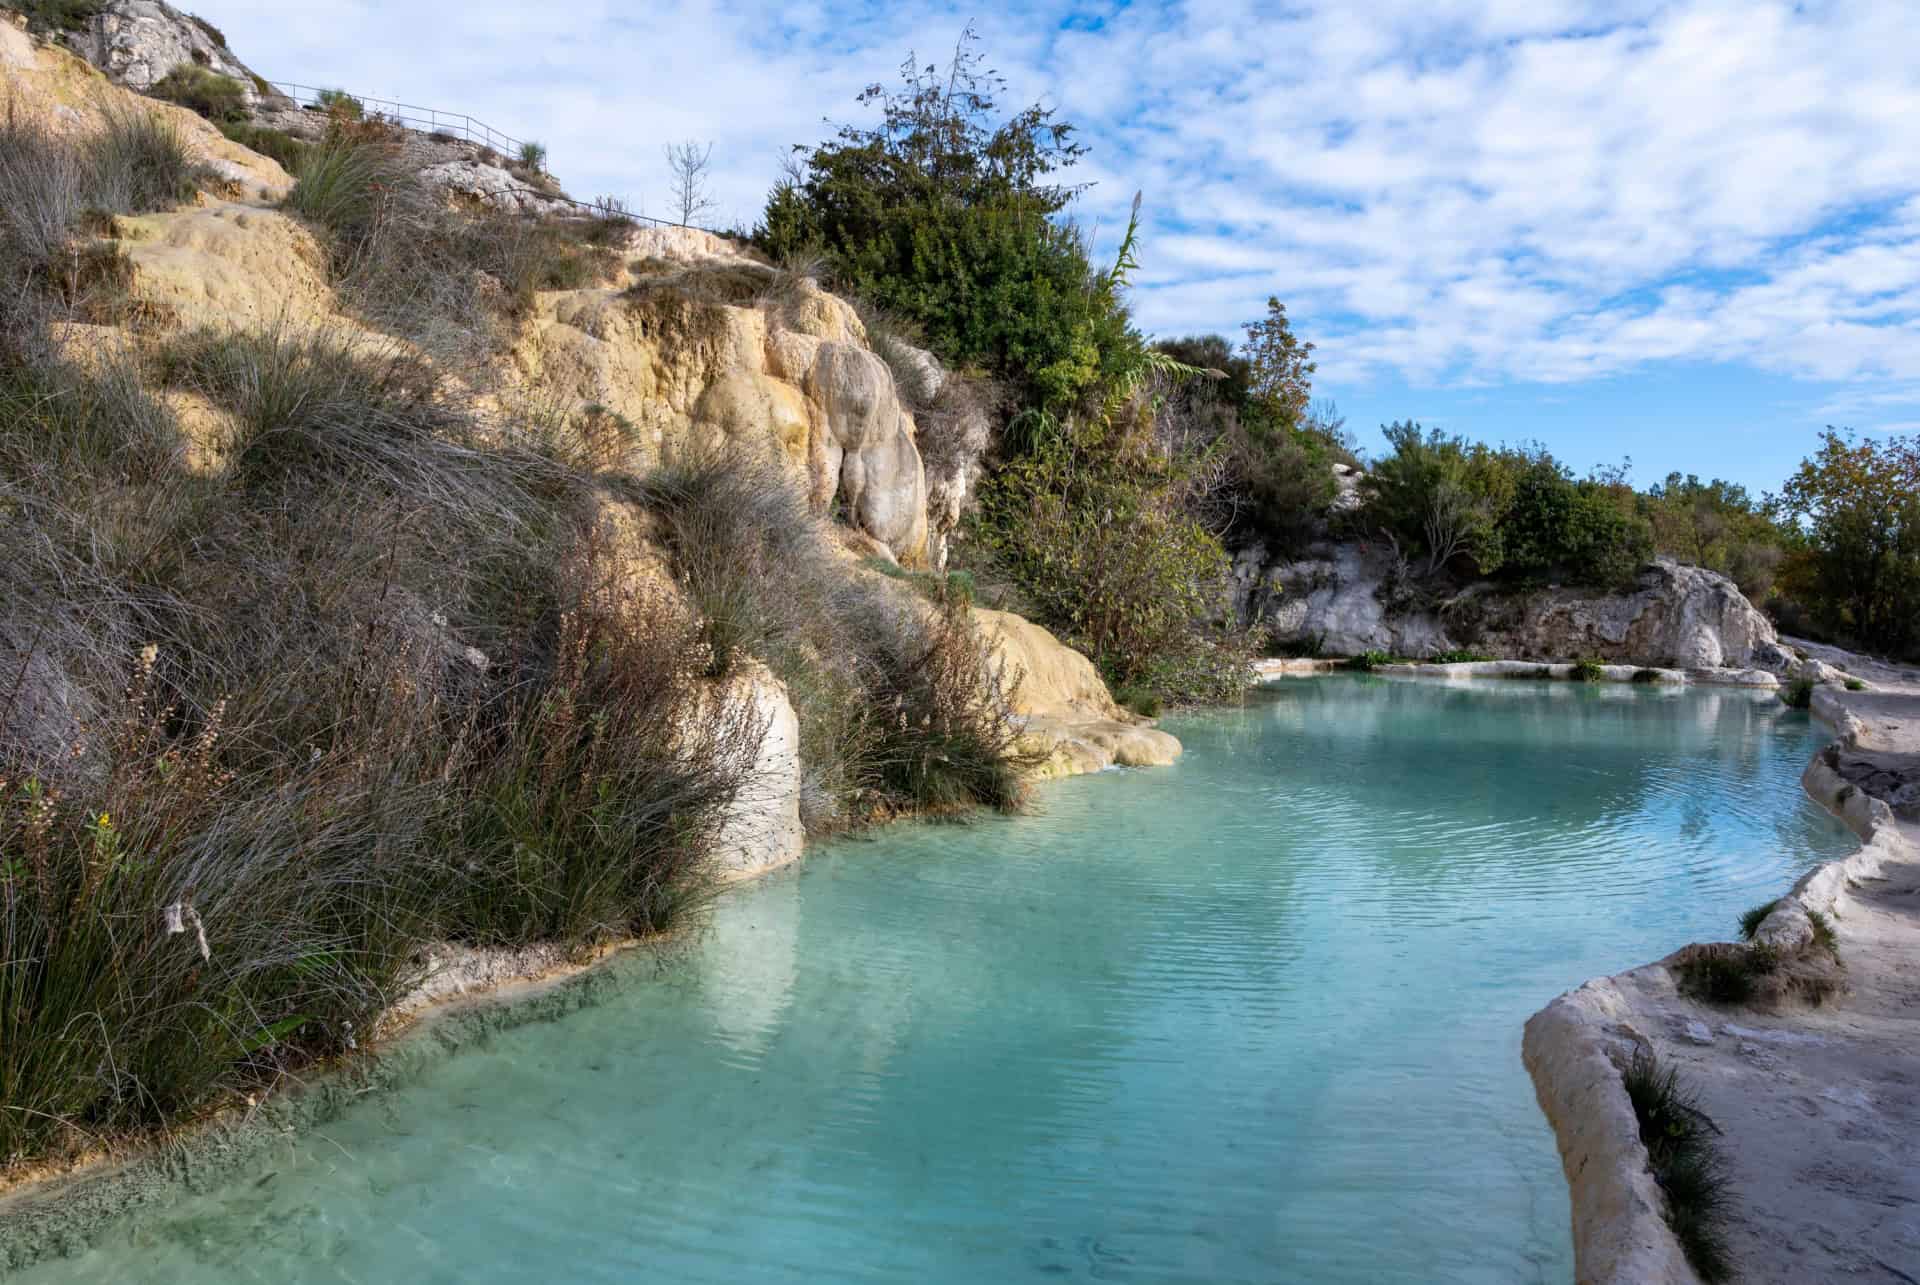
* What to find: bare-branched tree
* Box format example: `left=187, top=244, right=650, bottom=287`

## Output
left=664, top=140, right=716, bottom=227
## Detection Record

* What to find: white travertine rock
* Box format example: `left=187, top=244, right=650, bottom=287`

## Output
left=66, top=0, right=270, bottom=98
left=711, top=666, right=806, bottom=881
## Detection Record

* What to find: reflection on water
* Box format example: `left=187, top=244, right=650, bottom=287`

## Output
left=20, top=679, right=1853, bottom=1285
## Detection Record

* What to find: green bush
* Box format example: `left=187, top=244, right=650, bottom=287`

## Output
left=1638, top=472, right=1789, bottom=600
left=1775, top=430, right=1920, bottom=660
left=754, top=29, right=1130, bottom=412
left=973, top=411, right=1250, bottom=705
left=1845, top=677, right=1866, bottom=691
left=1570, top=658, right=1605, bottom=682
left=518, top=140, right=548, bottom=171
left=4, top=0, right=102, bottom=33
left=1346, top=649, right=1392, bottom=672
left=151, top=64, right=249, bottom=123
left=1360, top=428, right=1652, bottom=588
left=1431, top=648, right=1493, bottom=664
left=314, top=88, right=364, bottom=120
left=1782, top=677, right=1815, bottom=709
left=1675, top=944, right=1778, bottom=1005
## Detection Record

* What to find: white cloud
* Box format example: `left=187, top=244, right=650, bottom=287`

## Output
left=195, top=0, right=1920, bottom=429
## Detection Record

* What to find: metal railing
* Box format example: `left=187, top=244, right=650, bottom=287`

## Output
left=264, top=81, right=544, bottom=169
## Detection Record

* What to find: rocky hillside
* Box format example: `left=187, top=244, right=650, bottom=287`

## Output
left=2, top=9, right=1173, bottom=788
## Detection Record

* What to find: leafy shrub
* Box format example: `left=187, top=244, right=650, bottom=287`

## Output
left=1631, top=667, right=1665, bottom=684
left=1570, top=658, right=1605, bottom=682
left=1621, top=1051, right=1733, bottom=1283
left=151, top=64, right=248, bottom=123
left=314, top=88, right=364, bottom=120
left=974, top=410, right=1251, bottom=705
left=5, top=0, right=102, bottom=32
left=1774, top=430, right=1920, bottom=661
left=755, top=28, right=1135, bottom=412
left=1346, top=649, right=1392, bottom=672
left=1638, top=472, right=1789, bottom=600
left=1782, top=677, right=1815, bottom=709
left=518, top=140, right=548, bottom=171
left=1845, top=677, right=1866, bottom=692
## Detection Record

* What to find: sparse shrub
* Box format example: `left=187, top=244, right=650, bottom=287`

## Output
left=151, top=64, right=248, bottom=123
left=518, top=140, right=548, bottom=172
left=1675, top=943, right=1778, bottom=1005
left=1570, top=658, right=1605, bottom=682
left=1783, top=677, right=1815, bottom=709
left=1115, top=685, right=1164, bottom=718
left=87, top=108, right=210, bottom=214
left=1431, top=648, right=1493, bottom=664
left=217, top=121, right=310, bottom=173
left=314, top=88, right=365, bottom=121
left=633, top=452, right=1029, bottom=825
left=1346, top=649, right=1392, bottom=672
left=1844, top=677, right=1866, bottom=692
left=1632, top=667, right=1664, bottom=684
left=1738, top=899, right=1779, bottom=940
left=1621, top=1050, right=1733, bottom=1283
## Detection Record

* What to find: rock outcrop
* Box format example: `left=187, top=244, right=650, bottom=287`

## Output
left=1251, top=541, right=1795, bottom=673
left=62, top=0, right=270, bottom=101
left=975, top=609, right=1182, bottom=776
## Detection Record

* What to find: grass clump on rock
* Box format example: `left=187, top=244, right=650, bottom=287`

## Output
left=1782, top=676, right=1815, bottom=709
left=1345, top=649, right=1392, bottom=672
left=1738, top=899, right=1780, bottom=941
left=1570, top=657, right=1605, bottom=682
left=1621, top=1049, right=1734, bottom=1284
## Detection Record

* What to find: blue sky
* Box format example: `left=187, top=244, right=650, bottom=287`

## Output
left=192, top=0, right=1920, bottom=496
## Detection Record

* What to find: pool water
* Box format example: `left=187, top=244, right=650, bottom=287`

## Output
left=19, top=678, right=1854, bottom=1284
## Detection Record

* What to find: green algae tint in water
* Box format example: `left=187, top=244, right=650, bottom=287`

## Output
left=20, top=679, right=1854, bottom=1285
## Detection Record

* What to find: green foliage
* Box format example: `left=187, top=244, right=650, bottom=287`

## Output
left=1632, top=667, right=1665, bottom=684
left=1431, top=648, right=1493, bottom=664
left=1738, top=899, right=1780, bottom=941
left=1845, top=677, right=1866, bottom=692
left=518, top=140, right=548, bottom=171
left=150, top=64, right=249, bottom=123
left=755, top=28, right=1129, bottom=410
left=1570, top=658, right=1605, bottom=682
left=1782, top=677, right=1815, bottom=709
left=1638, top=472, right=1789, bottom=600
left=974, top=408, right=1250, bottom=705
left=314, top=88, right=365, bottom=120
left=1346, top=649, right=1392, bottom=672
left=1774, top=429, right=1920, bottom=660
left=3, top=0, right=102, bottom=33
left=1361, top=426, right=1651, bottom=587
left=1241, top=296, right=1316, bottom=428
left=218, top=120, right=311, bottom=172
left=1621, top=1051, right=1734, bottom=1283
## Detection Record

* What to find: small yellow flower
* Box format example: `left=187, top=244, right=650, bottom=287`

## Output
left=97, top=813, right=112, bottom=829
